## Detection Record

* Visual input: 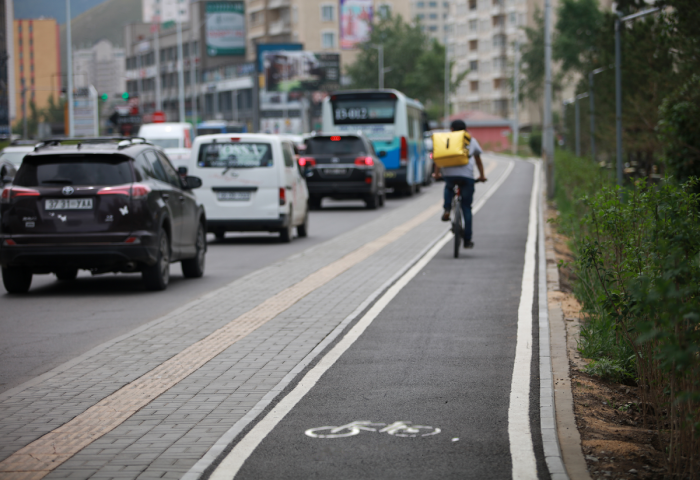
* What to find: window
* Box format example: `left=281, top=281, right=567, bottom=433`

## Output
left=443, top=1, right=449, bottom=6
left=429, top=1, right=437, bottom=6
left=417, top=13, right=425, bottom=19
left=469, top=0, right=477, bottom=10
left=322, top=31, right=335, bottom=48
left=416, top=1, right=424, bottom=6
left=197, top=143, right=273, bottom=168
left=469, top=19, right=477, bottom=32
left=377, top=4, right=391, bottom=17
left=469, top=40, right=478, bottom=51
left=493, top=15, right=504, bottom=27
left=493, top=56, right=506, bottom=70
left=493, top=78, right=503, bottom=89
left=429, top=13, right=437, bottom=19
left=429, top=25, right=438, bottom=31
left=321, top=4, right=334, bottom=21
left=282, top=143, right=294, bottom=167
left=469, top=60, right=478, bottom=71
left=156, top=151, right=182, bottom=188
left=509, top=12, right=516, bottom=24
left=470, top=81, right=478, bottom=92
left=492, top=34, right=506, bottom=47
left=493, top=0, right=504, bottom=5
left=144, top=151, right=170, bottom=184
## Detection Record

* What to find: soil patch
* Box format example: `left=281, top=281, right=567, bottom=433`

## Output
left=547, top=206, right=669, bottom=480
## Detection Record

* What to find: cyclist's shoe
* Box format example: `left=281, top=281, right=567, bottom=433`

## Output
left=441, top=210, right=450, bottom=221
left=464, top=240, right=474, bottom=249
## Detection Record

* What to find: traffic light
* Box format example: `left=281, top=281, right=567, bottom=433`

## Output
left=122, top=92, right=129, bottom=100
left=100, top=93, right=108, bottom=101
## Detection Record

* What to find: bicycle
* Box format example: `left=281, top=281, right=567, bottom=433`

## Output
left=305, top=420, right=441, bottom=439
left=449, top=179, right=484, bottom=258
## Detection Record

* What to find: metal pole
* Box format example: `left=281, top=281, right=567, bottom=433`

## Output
left=378, top=44, right=384, bottom=89
left=189, top=30, right=197, bottom=134
left=614, top=16, right=623, bottom=187
left=66, top=0, right=74, bottom=137
left=22, top=86, right=27, bottom=138
left=589, top=71, right=596, bottom=162
left=444, top=35, right=449, bottom=128
left=575, top=96, right=580, bottom=157
left=544, top=0, right=554, bottom=197
left=154, top=26, right=161, bottom=112
left=176, top=20, right=186, bottom=123
left=137, top=51, right=143, bottom=101
left=512, top=39, right=520, bottom=156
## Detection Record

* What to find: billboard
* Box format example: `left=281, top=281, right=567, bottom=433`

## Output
left=206, top=2, right=246, bottom=56
left=340, top=0, right=373, bottom=50
left=256, top=43, right=303, bottom=72
left=263, top=52, right=340, bottom=93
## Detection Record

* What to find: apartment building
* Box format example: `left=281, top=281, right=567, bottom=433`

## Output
left=13, top=18, right=61, bottom=124
left=73, top=40, right=126, bottom=97
left=411, top=0, right=450, bottom=42
left=143, top=0, right=191, bottom=23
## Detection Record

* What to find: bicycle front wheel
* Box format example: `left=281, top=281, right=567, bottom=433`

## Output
left=452, top=209, right=462, bottom=258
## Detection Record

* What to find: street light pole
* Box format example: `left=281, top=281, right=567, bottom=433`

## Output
left=378, top=44, right=384, bottom=89
left=444, top=34, right=450, bottom=128
left=189, top=28, right=197, bottom=134
left=154, top=24, right=162, bottom=112
left=176, top=20, right=186, bottom=123
left=575, top=95, right=580, bottom=157
left=589, top=71, right=596, bottom=162
left=66, top=0, right=74, bottom=137
left=544, top=0, right=554, bottom=198
left=512, top=38, right=520, bottom=156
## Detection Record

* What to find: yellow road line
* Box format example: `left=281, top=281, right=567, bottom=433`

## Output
left=0, top=201, right=443, bottom=479
left=0, top=159, right=504, bottom=480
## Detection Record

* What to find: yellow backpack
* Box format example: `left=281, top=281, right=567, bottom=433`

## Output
left=432, top=130, right=471, bottom=168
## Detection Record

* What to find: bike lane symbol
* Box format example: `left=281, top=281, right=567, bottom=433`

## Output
left=305, top=421, right=441, bottom=439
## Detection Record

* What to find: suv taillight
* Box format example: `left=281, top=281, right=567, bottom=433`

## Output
left=354, top=156, right=374, bottom=166
left=97, top=183, right=151, bottom=199
left=1, top=186, right=40, bottom=203
left=298, top=157, right=316, bottom=167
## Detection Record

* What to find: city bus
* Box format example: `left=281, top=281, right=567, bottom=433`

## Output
left=321, top=90, right=427, bottom=195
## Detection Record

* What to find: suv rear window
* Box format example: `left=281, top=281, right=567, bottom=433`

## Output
left=305, top=137, right=366, bottom=155
left=198, top=142, right=273, bottom=168
left=13, top=155, right=134, bottom=187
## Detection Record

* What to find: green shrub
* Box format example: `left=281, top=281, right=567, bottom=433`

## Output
left=529, top=130, right=542, bottom=157
left=584, top=358, right=635, bottom=384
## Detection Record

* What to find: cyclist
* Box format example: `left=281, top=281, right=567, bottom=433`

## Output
left=433, top=119, right=487, bottom=249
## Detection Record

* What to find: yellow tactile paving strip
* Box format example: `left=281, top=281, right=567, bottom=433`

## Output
left=0, top=203, right=444, bottom=480
left=0, top=161, right=499, bottom=480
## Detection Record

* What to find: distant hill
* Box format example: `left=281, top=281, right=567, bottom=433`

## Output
left=14, top=0, right=111, bottom=24
left=59, top=0, right=143, bottom=76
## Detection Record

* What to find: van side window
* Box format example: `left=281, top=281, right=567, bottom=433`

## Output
left=282, top=143, right=294, bottom=168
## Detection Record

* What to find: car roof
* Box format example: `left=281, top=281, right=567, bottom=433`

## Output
left=23, top=139, right=157, bottom=158
left=194, top=133, right=283, bottom=144
left=1, top=145, right=36, bottom=153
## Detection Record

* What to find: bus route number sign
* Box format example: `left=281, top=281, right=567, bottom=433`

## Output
left=334, top=107, right=368, bottom=121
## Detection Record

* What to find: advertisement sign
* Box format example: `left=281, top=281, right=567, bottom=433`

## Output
left=263, top=52, right=340, bottom=93
left=256, top=43, right=303, bottom=72
left=73, top=87, right=99, bottom=137
left=340, top=0, right=373, bottom=50
left=206, top=2, right=246, bottom=56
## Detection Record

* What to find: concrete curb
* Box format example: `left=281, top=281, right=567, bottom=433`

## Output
left=539, top=164, right=592, bottom=480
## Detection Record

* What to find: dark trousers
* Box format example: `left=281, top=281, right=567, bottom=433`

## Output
left=443, top=176, right=475, bottom=242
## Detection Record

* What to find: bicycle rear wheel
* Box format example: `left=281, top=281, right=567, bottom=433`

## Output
left=452, top=208, right=462, bottom=258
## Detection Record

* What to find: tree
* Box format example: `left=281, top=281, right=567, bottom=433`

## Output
left=345, top=14, right=466, bottom=120
left=519, top=8, right=563, bottom=103
left=553, top=0, right=604, bottom=73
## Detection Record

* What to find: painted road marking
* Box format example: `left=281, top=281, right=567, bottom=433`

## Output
left=304, top=421, right=441, bottom=438
left=508, top=160, right=540, bottom=479
left=210, top=160, right=514, bottom=480
left=0, top=174, right=487, bottom=479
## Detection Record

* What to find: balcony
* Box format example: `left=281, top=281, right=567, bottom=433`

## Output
left=268, top=19, right=291, bottom=36
left=267, top=0, right=290, bottom=10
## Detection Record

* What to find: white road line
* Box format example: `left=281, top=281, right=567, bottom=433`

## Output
left=508, top=160, right=540, bottom=479
left=208, top=159, right=515, bottom=480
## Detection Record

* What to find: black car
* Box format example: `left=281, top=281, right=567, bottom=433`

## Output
left=300, top=134, right=386, bottom=209
left=0, top=138, right=206, bottom=293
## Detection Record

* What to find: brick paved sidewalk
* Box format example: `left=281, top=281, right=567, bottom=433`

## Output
left=0, top=158, right=511, bottom=480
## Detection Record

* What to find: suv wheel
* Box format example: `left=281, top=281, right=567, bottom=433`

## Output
left=182, top=223, right=206, bottom=278
left=55, top=268, right=78, bottom=281
left=2, top=266, right=33, bottom=293
left=365, top=192, right=379, bottom=210
left=143, top=228, right=170, bottom=291
left=309, top=197, right=322, bottom=210
left=280, top=208, right=293, bottom=243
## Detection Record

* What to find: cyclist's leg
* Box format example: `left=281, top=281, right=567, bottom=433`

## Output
left=460, top=177, right=475, bottom=243
left=442, top=177, right=456, bottom=220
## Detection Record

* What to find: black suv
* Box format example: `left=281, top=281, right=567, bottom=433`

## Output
left=0, top=138, right=207, bottom=293
left=300, top=134, right=386, bottom=209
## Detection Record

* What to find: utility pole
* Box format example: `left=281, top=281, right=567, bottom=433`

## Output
left=575, top=95, right=580, bottom=157
left=176, top=20, right=186, bottom=123
left=443, top=34, right=450, bottom=128
left=543, top=0, right=554, bottom=197
left=154, top=22, right=162, bottom=112
left=21, top=86, right=27, bottom=138
left=66, top=0, right=74, bottom=137
left=589, top=71, right=596, bottom=162
left=189, top=28, right=197, bottom=134
left=378, top=44, right=384, bottom=89
left=512, top=39, right=520, bottom=156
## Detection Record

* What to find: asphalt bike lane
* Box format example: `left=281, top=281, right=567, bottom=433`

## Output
left=210, top=161, right=544, bottom=479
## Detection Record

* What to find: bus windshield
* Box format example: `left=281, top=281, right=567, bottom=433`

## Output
left=331, top=96, right=396, bottom=125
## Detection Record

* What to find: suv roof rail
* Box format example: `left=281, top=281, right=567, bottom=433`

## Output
left=10, top=139, right=39, bottom=146
left=33, top=137, right=152, bottom=151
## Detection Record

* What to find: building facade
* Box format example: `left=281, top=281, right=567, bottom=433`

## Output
left=13, top=18, right=61, bottom=127
left=143, top=0, right=192, bottom=23
left=73, top=39, right=126, bottom=98
left=410, top=0, right=449, bottom=42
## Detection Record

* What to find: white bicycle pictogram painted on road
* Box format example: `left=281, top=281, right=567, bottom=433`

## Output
left=305, top=421, right=441, bottom=439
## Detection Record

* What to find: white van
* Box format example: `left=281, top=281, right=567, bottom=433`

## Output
left=139, top=122, right=194, bottom=168
left=189, top=134, right=309, bottom=242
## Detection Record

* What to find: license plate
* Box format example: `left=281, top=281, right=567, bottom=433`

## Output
left=45, top=198, right=93, bottom=210
left=385, top=172, right=397, bottom=178
left=216, top=191, right=251, bottom=201
left=324, top=168, right=348, bottom=175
